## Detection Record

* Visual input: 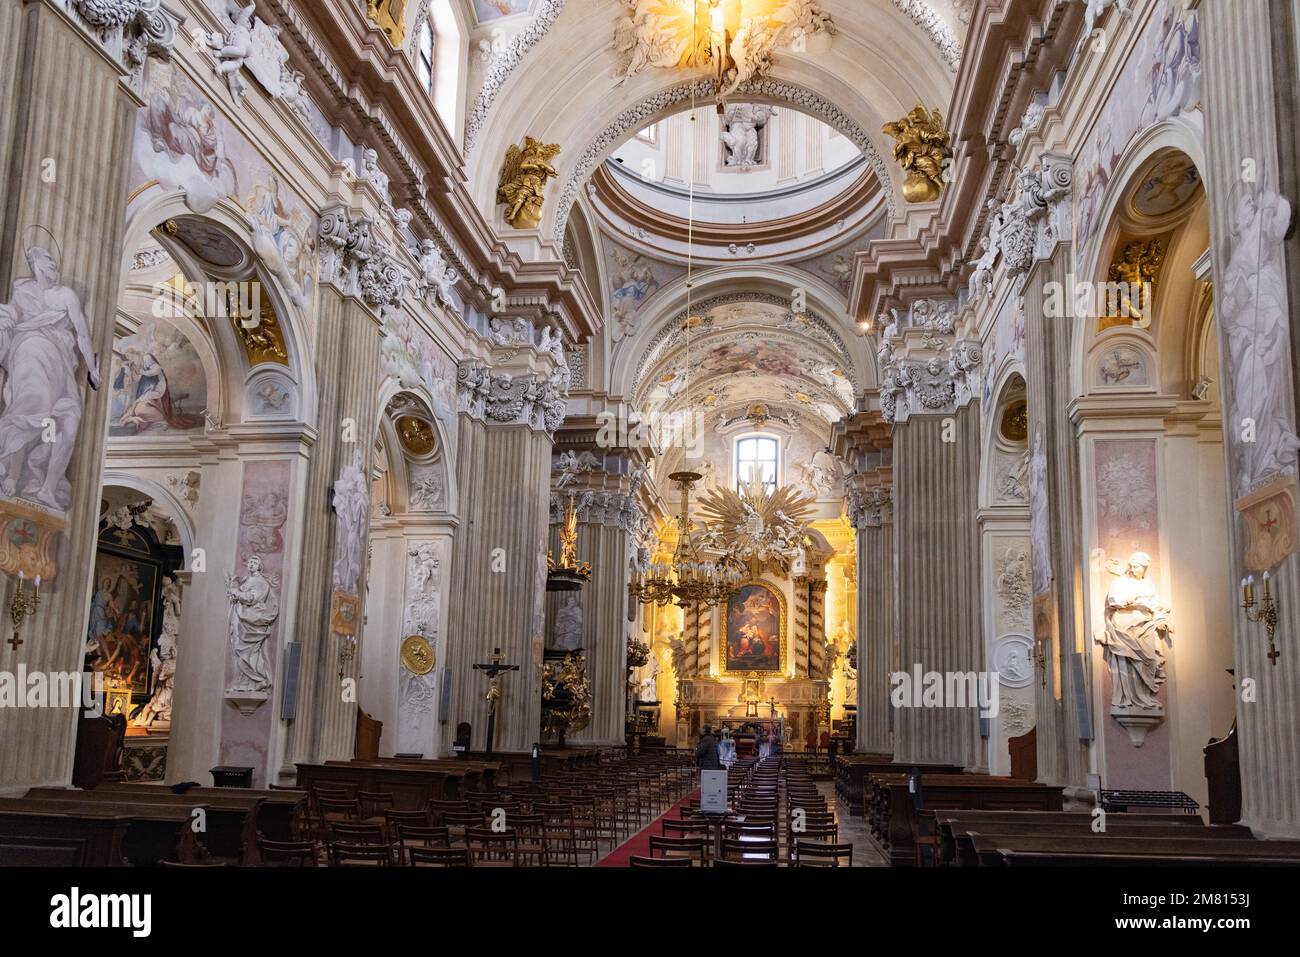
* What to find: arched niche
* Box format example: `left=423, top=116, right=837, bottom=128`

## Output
left=119, top=193, right=316, bottom=430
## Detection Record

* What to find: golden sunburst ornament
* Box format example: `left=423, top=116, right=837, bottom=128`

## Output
left=695, top=478, right=814, bottom=573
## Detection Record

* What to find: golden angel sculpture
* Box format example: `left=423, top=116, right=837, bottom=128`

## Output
left=366, top=0, right=407, bottom=47
left=882, top=106, right=953, bottom=203
left=497, top=137, right=561, bottom=230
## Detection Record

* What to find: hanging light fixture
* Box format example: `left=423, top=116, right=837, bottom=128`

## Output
left=628, top=9, right=740, bottom=608
left=629, top=470, right=741, bottom=607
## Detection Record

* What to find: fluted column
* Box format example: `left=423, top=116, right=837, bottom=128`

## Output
left=880, top=308, right=984, bottom=769
left=1200, top=0, right=1300, bottom=837
left=550, top=488, right=644, bottom=747
left=0, top=1, right=180, bottom=790
left=279, top=206, right=389, bottom=778
left=441, top=357, right=565, bottom=755
left=851, top=484, right=894, bottom=755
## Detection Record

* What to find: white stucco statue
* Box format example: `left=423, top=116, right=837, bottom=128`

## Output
left=0, top=243, right=101, bottom=512
left=417, top=239, right=459, bottom=307
left=331, top=449, right=370, bottom=595
left=1095, top=552, right=1173, bottom=711
left=551, top=591, right=584, bottom=650
left=721, top=103, right=775, bottom=167
left=225, top=556, right=280, bottom=694
left=1221, top=188, right=1298, bottom=496
left=208, top=2, right=256, bottom=104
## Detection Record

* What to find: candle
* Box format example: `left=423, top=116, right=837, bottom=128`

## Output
left=1263, top=570, right=1272, bottom=597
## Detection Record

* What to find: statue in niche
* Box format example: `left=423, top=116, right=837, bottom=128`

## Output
left=635, top=659, right=660, bottom=702
left=1095, top=552, right=1173, bottom=711
left=551, top=592, right=584, bottom=651
left=225, top=556, right=280, bottom=694
left=0, top=241, right=101, bottom=512
left=721, top=104, right=775, bottom=167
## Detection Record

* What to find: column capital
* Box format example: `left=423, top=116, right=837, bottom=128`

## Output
left=457, top=358, right=566, bottom=434
left=318, top=206, right=411, bottom=313
left=60, top=0, right=182, bottom=88
left=848, top=483, right=893, bottom=529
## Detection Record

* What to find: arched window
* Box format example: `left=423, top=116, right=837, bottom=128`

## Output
left=736, top=435, right=779, bottom=493
left=416, top=18, right=435, bottom=93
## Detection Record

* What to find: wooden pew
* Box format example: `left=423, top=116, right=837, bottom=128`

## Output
left=296, top=761, right=452, bottom=810
left=0, top=806, right=131, bottom=866
left=948, top=823, right=1253, bottom=867
left=0, top=797, right=203, bottom=866
left=833, top=755, right=963, bottom=816
left=95, top=782, right=306, bottom=843
left=970, top=833, right=1300, bottom=867
left=26, top=787, right=263, bottom=865
left=932, top=810, right=1207, bottom=866
left=332, top=757, right=501, bottom=797
left=866, top=773, right=1065, bottom=866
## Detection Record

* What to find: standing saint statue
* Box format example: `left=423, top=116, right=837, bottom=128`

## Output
left=226, top=555, right=281, bottom=694
left=0, top=243, right=101, bottom=512
left=1095, top=552, right=1174, bottom=710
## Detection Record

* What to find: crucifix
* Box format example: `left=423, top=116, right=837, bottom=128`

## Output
left=473, top=647, right=519, bottom=755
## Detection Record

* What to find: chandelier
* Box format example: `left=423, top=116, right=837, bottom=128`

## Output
left=629, top=470, right=741, bottom=607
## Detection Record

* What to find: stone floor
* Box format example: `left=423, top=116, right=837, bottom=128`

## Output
left=819, top=780, right=887, bottom=866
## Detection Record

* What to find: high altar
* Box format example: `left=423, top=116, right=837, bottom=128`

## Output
left=643, top=519, right=857, bottom=750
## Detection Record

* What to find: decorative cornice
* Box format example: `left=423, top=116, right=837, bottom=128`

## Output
left=891, top=0, right=962, bottom=71
left=464, top=0, right=568, bottom=153
left=318, top=205, right=407, bottom=310
left=553, top=77, right=894, bottom=242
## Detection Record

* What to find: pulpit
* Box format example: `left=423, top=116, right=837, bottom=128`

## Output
left=355, top=708, right=383, bottom=760
left=1203, top=719, right=1241, bottom=825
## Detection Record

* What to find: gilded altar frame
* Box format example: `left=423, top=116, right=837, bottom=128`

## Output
left=721, top=580, right=786, bottom=675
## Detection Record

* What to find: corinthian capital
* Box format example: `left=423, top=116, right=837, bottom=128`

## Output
left=66, top=1, right=181, bottom=87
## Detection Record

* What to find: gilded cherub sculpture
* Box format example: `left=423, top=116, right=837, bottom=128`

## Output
left=1101, top=238, right=1164, bottom=329
left=882, top=106, right=953, bottom=203
left=497, top=137, right=562, bottom=230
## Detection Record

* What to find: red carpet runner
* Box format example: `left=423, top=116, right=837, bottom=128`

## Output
left=596, top=789, right=701, bottom=867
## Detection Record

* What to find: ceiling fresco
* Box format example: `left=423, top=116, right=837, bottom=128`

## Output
left=635, top=298, right=855, bottom=430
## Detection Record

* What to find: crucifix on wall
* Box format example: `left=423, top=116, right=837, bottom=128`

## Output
left=473, top=647, right=519, bottom=755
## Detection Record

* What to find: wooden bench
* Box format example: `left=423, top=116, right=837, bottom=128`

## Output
left=866, top=773, right=1065, bottom=866
left=26, top=787, right=264, bottom=865
left=833, top=756, right=963, bottom=816
left=96, top=782, right=307, bottom=843
left=931, top=810, right=1208, bottom=866
left=948, top=823, right=1253, bottom=867
left=0, top=797, right=204, bottom=866
left=297, top=762, right=457, bottom=810
left=970, top=833, right=1300, bottom=867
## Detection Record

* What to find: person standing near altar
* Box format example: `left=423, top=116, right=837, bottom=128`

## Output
left=696, top=725, right=721, bottom=770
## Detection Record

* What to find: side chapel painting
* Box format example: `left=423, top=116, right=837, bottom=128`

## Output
left=109, top=320, right=207, bottom=436
left=724, top=582, right=784, bottom=673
